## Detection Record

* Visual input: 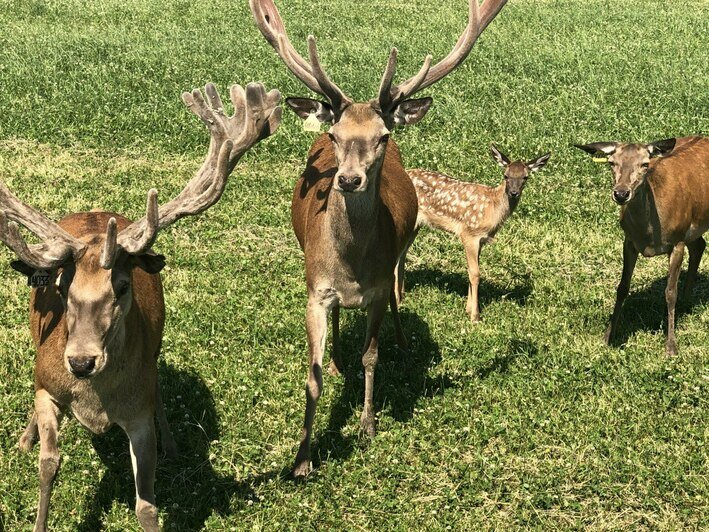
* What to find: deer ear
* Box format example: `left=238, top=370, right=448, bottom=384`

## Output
left=132, top=253, right=166, bottom=275
left=573, top=142, right=617, bottom=156
left=10, top=260, right=37, bottom=279
left=285, top=98, right=335, bottom=124
left=648, top=138, right=676, bottom=158
left=489, top=144, right=510, bottom=168
left=528, top=152, right=551, bottom=173
left=392, top=97, right=432, bottom=126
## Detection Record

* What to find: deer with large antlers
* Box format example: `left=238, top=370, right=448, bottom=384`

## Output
left=0, top=83, right=281, bottom=531
left=249, top=0, right=507, bottom=477
left=397, top=144, right=550, bottom=322
left=575, top=136, right=708, bottom=356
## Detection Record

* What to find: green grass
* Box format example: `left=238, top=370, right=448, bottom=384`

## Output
left=1, top=0, right=708, bottom=529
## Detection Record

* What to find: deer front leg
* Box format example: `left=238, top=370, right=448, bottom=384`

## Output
left=328, top=306, right=343, bottom=377
left=665, top=242, right=686, bottom=356
left=360, top=296, right=387, bottom=438
left=605, top=239, right=638, bottom=344
left=293, top=297, right=328, bottom=478
left=462, top=235, right=482, bottom=322
left=155, top=381, right=177, bottom=460
left=33, top=390, right=62, bottom=532
left=123, top=415, right=159, bottom=532
left=683, top=237, right=705, bottom=300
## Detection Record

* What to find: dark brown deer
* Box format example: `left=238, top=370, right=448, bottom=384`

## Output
left=398, top=144, right=550, bottom=321
left=249, top=0, right=508, bottom=477
left=0, top=83, right=281, bottom=531
left=575, top=135, right=708, bottom=355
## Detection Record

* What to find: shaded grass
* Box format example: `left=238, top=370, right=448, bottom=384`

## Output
left=0, top=0, right=708, bottom=530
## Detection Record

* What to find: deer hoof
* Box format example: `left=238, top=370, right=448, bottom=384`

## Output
left=665, top=338, right=678, bottom=357
left=292, top=460, right=312, bottom=479
left=360, top=414, right=376, bottom=438
left=327, top=359, right=342, bottom=378
left=18, top=432, right=36, bottom=453
left=470, top=313, right=481, bottom=323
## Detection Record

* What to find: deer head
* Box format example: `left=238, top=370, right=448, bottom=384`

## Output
left=574, top=139, right=676, bottom=205
left=1, top=83, right=281, bottom=378
left=250, top=0, right=507, bottom=193
left=490, top=144, right=551, bottom=199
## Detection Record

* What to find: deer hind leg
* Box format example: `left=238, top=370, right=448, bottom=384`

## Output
left=155, top=381, right=177, bottom=460
left=665, top=242, right=686, bottom=356
left=19, top=411, right=38, bottom=452
left=33, top=390, right=62, bottom=532
left=123, top=415, right=159, bottom=532
left=360, top=296, right=387, bottom=438
left=293, top=298, right=328, bottom=478
left=683, top=237, right=705, bottom=299
left=605, top=239, right=638, bottom=344
left=462, top=235, right=482, bottom=322
left=395, top=229, right=417, bottom=305
left=328, top=306, right=343, bottom=377
left=390, top=288, right=408, bottom=351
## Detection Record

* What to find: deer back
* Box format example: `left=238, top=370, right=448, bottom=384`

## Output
left=634, top=136, right=709, bottom=246
left=291, top=133, right=418, bottom=259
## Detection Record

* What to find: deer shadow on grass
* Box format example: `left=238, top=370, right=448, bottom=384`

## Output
left=309, top=309, right=449, bottom=471
left=607, top=271, right=709, bottom=348
left=76, top=364, right=256, bottom=531
left=406, top=267, right=532, bottom=310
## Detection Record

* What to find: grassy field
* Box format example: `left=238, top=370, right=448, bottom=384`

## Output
left=0, top=0, right=708, bottom=529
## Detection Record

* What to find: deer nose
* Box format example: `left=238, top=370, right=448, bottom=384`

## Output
left=613, top=189, right=630, bottom=204
left=68, top=356, right=96, bottom=378
left=337, top=174, right=362, bottom=192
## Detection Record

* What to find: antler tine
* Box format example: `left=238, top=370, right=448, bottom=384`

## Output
left=377, top=48, right=398, bottom=112
left=110, top=189, right=159, bottom=265
left=250, top=0, right=352, bottom=108
left=100, top=217, right=118, bottom=269
left=307, top=36, right=352, bottom=113
left=115, top=83, right=281, bottom=251
left=249, top=0, right=323, bottom=95
left=0, top=180, right=84, bottom=268
left=0, top=210, right=74, bottom=270
left=386, top=0, right=507, bottom=108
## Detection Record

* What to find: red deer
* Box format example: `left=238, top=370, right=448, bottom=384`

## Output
left=574, top=136, right=708, bottom=355
left=398, top=144, right=550, bottom=321
left=249, top=0, right=508, bottom=477
left=0, top=83, right=281, bottom=531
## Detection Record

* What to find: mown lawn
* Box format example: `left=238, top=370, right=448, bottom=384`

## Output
left=0, top=0, right=707, bottom=529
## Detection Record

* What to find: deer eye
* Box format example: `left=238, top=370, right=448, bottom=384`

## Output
left=641, top=162, right=650, bottom=169
left=115, top=280, right=130, bottom=298
left=378, top=134, right=390, bottom=146
left=327, top=132, right=338, bottom=145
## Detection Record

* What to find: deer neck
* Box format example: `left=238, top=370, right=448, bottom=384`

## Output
left=325, top=177, right=382, bottom=255
left=489, top=182, right=517, bottom=228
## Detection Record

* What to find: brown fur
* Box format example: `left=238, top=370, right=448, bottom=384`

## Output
left=30, top=212, right=164, bottom=424
left=583, top=135, right=708, bottom=355
left=289, top=131, right=417, bottom=478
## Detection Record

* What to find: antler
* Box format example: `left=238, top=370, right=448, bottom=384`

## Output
left=100, top=82, right=282, bottom=269
left=249, top=0, right=352, bottom=116
left=378, top=0, right=507, bottom=113
left=0, top=181, right=85, bottom=270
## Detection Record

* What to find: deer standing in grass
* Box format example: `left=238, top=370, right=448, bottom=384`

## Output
left=249, top=0, right=508, bottom=477
left=397, top=144, right=550, bottom=321
left=0, top=83, right=281, bottom=531
left=574, top=136, right=708, bottom=355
